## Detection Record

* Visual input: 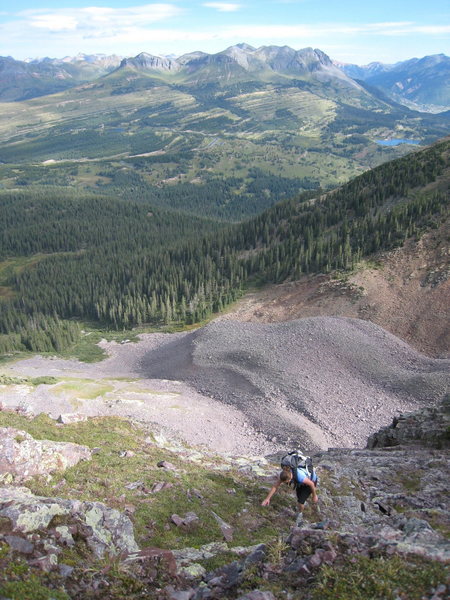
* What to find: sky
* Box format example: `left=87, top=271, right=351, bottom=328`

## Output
left=1, top=1, right=449, bottom=65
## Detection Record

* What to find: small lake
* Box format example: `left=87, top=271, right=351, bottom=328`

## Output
left=375, top=139, right=421, bottom=146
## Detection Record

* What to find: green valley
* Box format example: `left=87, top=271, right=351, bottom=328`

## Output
left=0, top=133, right=448, bottom=354
left=1, top=46, right=449, bottom=222
left=0, top=45, right=449, bottom=356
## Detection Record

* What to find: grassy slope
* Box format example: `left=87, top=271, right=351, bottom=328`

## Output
left=0, top=410, right=448, bottom=599
left=0, top=412, right=287, bottom=550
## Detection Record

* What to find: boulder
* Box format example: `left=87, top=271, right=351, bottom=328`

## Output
left=211, top=511, right=234, bottom=542
left=0, top=486, right=139, bottom=561
left=0, top=427, right=91, bottom=482
left=124, top=547, right=177, bottom=577
left=171, top=512, right=200, bottom=531
left=56, top=414, right=87, bottom=425
left=158, top=460, right=177, bottom=471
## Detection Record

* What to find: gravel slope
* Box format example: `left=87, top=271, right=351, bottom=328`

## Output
left=136, top=316, right=449, bottom=450
left=5, top=317, right=449, bottom=454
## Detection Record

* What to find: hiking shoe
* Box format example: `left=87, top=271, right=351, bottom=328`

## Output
left=295, top=514, right=303, bottom=527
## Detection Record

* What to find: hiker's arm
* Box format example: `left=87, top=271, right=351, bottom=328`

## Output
left=303, top=477, right=319, bottom=503
left=261, top=481, right=281, bottom=506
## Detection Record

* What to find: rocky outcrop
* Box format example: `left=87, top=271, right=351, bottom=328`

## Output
left=164, top=436, right=449, bottom=597
left=156, top=398, right=450, bottom=598
left=0, top=427, right=91, bottom=483
left=120, top=52, right=180, bottom=72
left=0, top=486, right=139, bottom=568
left=312, top=445, right=449, bottom=561
left=367, top=394, right=450, bottom=448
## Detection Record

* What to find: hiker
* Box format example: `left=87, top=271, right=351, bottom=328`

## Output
left=261, top=453, right=318, bottom=524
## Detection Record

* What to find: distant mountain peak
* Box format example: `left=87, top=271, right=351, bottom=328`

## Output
left=235, top=43, right=256, bottom=51
left=120, top=52, right=179, bottom=72
left=338, top=53, right=450, bottom=112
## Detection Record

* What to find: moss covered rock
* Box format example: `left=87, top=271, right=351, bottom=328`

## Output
left=0, top=427, right=91, bottom=483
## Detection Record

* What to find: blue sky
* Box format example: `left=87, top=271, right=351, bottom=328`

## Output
left=1, top=1, right=449, bottom=64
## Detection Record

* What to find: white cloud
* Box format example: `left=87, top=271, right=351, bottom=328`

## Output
left=203, top=3, right=241, bottom=12
left=19, top=4, right=183, bottom=35
left=28, top=14, right=79, bottom=32
left=1, top=7, right=448, bottom=62
left=224, top=21, right=450, bottom=40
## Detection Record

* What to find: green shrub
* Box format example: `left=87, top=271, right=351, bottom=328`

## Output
left=30, top=376, right=59, bottom=386
left=0, top=578, right=69, bottom=600
left=312, top=555, right=448, bottom=600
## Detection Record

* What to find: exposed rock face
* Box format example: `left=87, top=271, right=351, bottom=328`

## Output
left=115, top=44, right=361, bottom=89
left=367, top=394, right=450, bottom=449
left=0, top=486, right=139, bottom=565
left=312, top=445, right=449, bottom=562
left=310, top=397, right=450, bottom=562
left=120, top=52, right=180, bottom=72
left=0, top=427, right=91, bottom=483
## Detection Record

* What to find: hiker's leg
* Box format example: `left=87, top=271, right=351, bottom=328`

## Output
left=295, top=485, right=311, bottom=525
left=295, top=503, right=305, bottom=526
left=296, top=485, right=311, bottom=508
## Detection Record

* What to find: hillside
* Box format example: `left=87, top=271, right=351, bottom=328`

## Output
left=0, top=137, right=448, bottom=356
left=222, top=216, right=450, bottom=358
left=0, top=393, right=448, bottom=599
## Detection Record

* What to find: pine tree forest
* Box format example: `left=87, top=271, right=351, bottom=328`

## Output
left=0, top=138, right=448, bottom=354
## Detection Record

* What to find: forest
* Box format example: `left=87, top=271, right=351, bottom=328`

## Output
left=0, top=137, right=448, bottom=354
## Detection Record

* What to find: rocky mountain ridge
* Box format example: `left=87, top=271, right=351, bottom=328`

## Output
left=117, top=45, right=361, bottom=91
left=3, top=45, right=448, bottom=107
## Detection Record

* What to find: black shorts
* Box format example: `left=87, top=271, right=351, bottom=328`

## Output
left=296, top=484, right=312, bottom=505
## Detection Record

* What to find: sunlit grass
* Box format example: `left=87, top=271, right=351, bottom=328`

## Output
left=51, top=380, right=114, bottom=400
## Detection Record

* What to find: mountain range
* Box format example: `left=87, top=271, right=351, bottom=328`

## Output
left=0, top=53, right=122, bottom=101
left=338, top=53, right=450, bottom=113
left=1, top=43, right=449, bottom=212
left=1, top=44, right=449, bottom=112
left=119, top=44, right=358, bottom=88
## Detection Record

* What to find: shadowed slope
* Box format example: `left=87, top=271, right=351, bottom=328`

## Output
left=138, top=317, right=449, bottom=450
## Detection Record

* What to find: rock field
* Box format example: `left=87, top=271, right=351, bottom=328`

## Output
left=3, top=316, right=449, bottom=455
